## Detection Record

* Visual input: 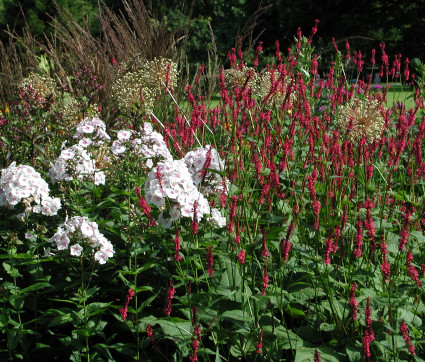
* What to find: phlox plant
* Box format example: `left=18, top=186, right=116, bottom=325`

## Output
left=2, top=21, right=425, bottom=362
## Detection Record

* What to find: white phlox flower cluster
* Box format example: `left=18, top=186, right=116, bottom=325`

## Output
left=184, top=145, right=228, bottom=195
left=74, top=117, right=111, bottom=147
left=112, top=123, right=172, bottom=169
left=49, top=216, right=114, bottom=264
left=48, top=144, right=106, bottom=185
left=207, top=208, right=227, bottom=228
left=144, top=159, right=210, bottom=228
left=0, top=162, right=61, bottom=217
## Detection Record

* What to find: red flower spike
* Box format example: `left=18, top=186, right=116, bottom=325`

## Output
left=400, top=320, right=416, bottom=356
left=349, top=283, right=358, bottom=320
left=146, top=324, right=160, bottom=353
left=206, top=246, right=214, bottom=277
left=362, top=297, right=375, bottom=361
left=256, top=329, right=263, bottom=354
left=174, top=228, right=182, bottom=262
left=119, top=289, right=135, bottom=321
left=314, top=349, right=321, bottom=362
left=164, top=281, right=175, bottom=316
left=260, top=264, right=269, bottom=295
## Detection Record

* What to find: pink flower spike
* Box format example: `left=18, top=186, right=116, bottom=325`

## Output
left=164, top=281, right=175, bottom=316
left=400, top=320, right=416, bottom=356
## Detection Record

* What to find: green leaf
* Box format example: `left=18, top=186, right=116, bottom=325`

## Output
left=3, top=262, right=22, bottom=278
left=120, top=262, right=156, bottom=275
left=9, top=295, right=25, bottom=309
left=216, top=255, right=243, bottom=298
left=7, top=328, right=22, bottom=351
left=34, top=143, right=46, bottom=154
left=295, top=347, right=343, bottom=361
left=47, top=313, right=73, bottom=328
left=274, top=326, right=304, bottom=350
left=19, top=282, right=51, bottom=294
left=397, top=308, right=422, bottom=327
left=285, top=303, right=305, bottom=317
left=410, top=231, right=425, bottom=243
left=319, top=323, right=336, bottom=332
left=86, top=302, right=112, bottom=316
left=1, top=136, right=9, bottom=145
left=346, top=346, right=361, bottom=362
left=142, top=316, right=191, bottom=339
left=136, top=293, right=157, bottom=313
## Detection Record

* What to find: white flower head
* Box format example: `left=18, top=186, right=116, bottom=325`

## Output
left=111, top=141, right=126, bottom=155
left=48, top=144, right=105, bottom=185
left=144, top=159, right=210, bottom=228
left=0, top=162, right=61, bottom=216
left=74, top=117, right=110, bottom=146
left=49, top=216, right=114, bottom=264
left=117, top=129, right=133, bottom=141
left=70, top=243, right=83, bottom=256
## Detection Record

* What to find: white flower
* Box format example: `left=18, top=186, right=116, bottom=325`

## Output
left=25, top=232, right=37, bottom=240
left=49, top=145, right=104, bottom=185
left=49, top=216, right=114, bottom=264
left=94, top=250, right=108, bottom=264
left=79, top=138, right=93, bottom=148
left=208, top=208, right=227, bottom=228
left=157, top=212, right=173, bottom=229
left=82, top=125, right=95, bottom=133
left=145, top=159, right=210, bottom=227
left=183, top=145, right=228, bottom=195
left=94, top=172, right=106, bottom=186
left=61, top=149, right=75, bottom=160
left=0, top=162, right=61, bottom=216
left=80, top=222, right=94, bottom=237
left=70, top=243, right=83, bottom=256
left=74, top=117, right=110, bottom=146
left=117, top=129, right=133, bottom=141
left=16, top=213, right=26, bottom=221
left=111, top=141, right=126, bottom=155
left=57, top=234, right=70, bottom=250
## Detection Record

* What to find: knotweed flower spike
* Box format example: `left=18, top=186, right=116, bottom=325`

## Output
left=0, top=162, right=61, bottom=217
left=49, top=216, right=114, bottom=264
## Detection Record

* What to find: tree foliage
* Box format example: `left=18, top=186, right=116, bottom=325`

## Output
left=1, top=0, right=425, bottom=64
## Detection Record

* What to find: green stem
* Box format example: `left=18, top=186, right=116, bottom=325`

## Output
left=80, top=257, right=90, bottom=362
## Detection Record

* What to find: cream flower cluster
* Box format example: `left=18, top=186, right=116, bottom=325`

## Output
left=207, top=208, right=227, bottom=228
left=0, top=162, right=61, bottom=217
left=49, top=216, right=114, bottom=264
left=74, top=117, right=111, bottom=147
left=112, top=123, right=172, bottom=168
left=184, top=145, right=228, bottom=195
left=144, top=159, right=210, bottom=228
left=48, top=144, right=105, bottom=185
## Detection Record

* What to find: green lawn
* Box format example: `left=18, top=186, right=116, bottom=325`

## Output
left=385, top=84, right=416, bottom=109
